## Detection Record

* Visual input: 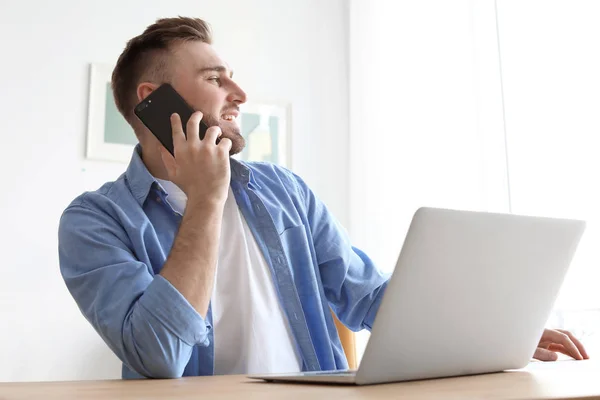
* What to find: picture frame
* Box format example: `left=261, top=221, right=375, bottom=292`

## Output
left=235, top=101, right=292, bottom=169
left=85, top=63, right=137, bottom=163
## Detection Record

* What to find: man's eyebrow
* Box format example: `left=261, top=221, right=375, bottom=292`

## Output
left=197, top=66, right=234, bottom=77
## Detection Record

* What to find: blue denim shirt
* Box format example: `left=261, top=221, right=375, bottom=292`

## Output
left=58, top=146, right=390, bottom=379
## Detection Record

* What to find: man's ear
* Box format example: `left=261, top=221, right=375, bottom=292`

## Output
left=136, top=82, right=159, bottom=103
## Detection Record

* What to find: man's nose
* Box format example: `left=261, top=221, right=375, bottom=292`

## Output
left=227, top=81, right=247, bottom=104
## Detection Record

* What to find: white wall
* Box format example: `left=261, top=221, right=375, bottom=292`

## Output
left=0, top=0, right=349, bottom=382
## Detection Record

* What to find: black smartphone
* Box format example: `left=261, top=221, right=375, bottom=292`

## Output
left=134, top=83, right=209, bottom=156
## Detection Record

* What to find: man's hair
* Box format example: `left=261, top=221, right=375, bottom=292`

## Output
left=111, top=16, right=212, bottom=122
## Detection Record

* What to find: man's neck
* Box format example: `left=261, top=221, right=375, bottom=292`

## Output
left=140, top=142, right=170, bottom=181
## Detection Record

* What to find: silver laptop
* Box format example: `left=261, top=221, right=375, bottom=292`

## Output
left=249, top=207, right=586, bottom=385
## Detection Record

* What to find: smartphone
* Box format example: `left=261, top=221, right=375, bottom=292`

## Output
left=134, top=83, right=209, bottom=156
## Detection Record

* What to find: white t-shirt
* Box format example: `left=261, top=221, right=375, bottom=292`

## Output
left=156, top=179, right=303, bottom=375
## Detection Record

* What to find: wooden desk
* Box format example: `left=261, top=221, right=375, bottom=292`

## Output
left=1, top=360, right=599, bottom=400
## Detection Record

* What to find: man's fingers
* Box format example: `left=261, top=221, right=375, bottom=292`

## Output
left=170, top=113, right=186, bottom=152
left=548, top=343, right=569, bottom=355
left=203, top=126, right=222, bottom=145
left=217, top=137, right=232, bottom=153
left=534, top=347, right=559, bottom=362
left=544, top=329, right=583, bottom=360
left=557, top=329, right=590, bottom=359
left=186, top=111, right=204, bottom=145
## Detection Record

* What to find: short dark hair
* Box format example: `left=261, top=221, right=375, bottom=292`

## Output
left=111, top=16, right=212, bottom=122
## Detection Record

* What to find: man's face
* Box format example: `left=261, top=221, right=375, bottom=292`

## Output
left=169, top=41, right=247, bottom=154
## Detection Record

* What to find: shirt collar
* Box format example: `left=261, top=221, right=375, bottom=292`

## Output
left=125, top=144, right=157, bottom=206
left=230, top=157, right=261, bottom=190
left=125, top=144, right=261, bottom=206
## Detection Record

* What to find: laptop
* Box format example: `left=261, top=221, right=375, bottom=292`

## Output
left=248, top=207, right=586, bottom=385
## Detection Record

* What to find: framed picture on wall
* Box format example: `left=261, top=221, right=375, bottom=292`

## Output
left=235, top=101, right=292, bottom=168
left=86, top=63, right=138, bottom=163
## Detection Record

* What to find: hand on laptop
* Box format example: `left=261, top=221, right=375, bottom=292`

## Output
left=534, top=328, right=590, bottom=361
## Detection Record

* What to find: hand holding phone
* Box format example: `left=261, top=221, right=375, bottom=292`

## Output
left=134, top=84, right=232, bottom=204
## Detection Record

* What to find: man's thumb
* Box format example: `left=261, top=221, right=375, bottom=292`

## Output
left=533, top=347, right=559, bottom=361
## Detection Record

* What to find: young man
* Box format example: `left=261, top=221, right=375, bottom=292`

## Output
left=58, top=17, right=589, bottom=379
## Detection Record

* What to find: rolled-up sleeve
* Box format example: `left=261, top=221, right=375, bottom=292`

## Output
left=58, top=204, right=211, bottom=378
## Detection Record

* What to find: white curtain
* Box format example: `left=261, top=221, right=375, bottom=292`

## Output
left=349, top=0, right=599, bottom=358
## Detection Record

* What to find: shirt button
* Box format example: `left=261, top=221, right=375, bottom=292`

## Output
left=156, top=197, right=162, bottom=203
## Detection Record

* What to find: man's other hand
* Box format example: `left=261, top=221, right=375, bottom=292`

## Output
left=533, top=328, right=590, bottom=361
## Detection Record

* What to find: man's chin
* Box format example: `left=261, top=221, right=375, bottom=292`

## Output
left=209, top=120, right=245, bottom=155
left=221, top=131, right=245, bottom=155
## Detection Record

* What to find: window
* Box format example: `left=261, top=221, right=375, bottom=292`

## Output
left=349, top=0, right=599, bottom=359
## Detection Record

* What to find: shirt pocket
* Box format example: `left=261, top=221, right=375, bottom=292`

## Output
left=279, top=225, right=320, bottom=292
left=279, top=225, right=310, bottom=259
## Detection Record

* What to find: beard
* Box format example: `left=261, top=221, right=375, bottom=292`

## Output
left=202, top=113, right=246, bottom=156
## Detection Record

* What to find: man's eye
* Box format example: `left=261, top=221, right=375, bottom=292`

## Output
left=208, top=77, right=221, bottom=85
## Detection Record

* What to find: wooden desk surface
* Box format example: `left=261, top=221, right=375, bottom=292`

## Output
left=1, top=360, right=599, bottom=400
